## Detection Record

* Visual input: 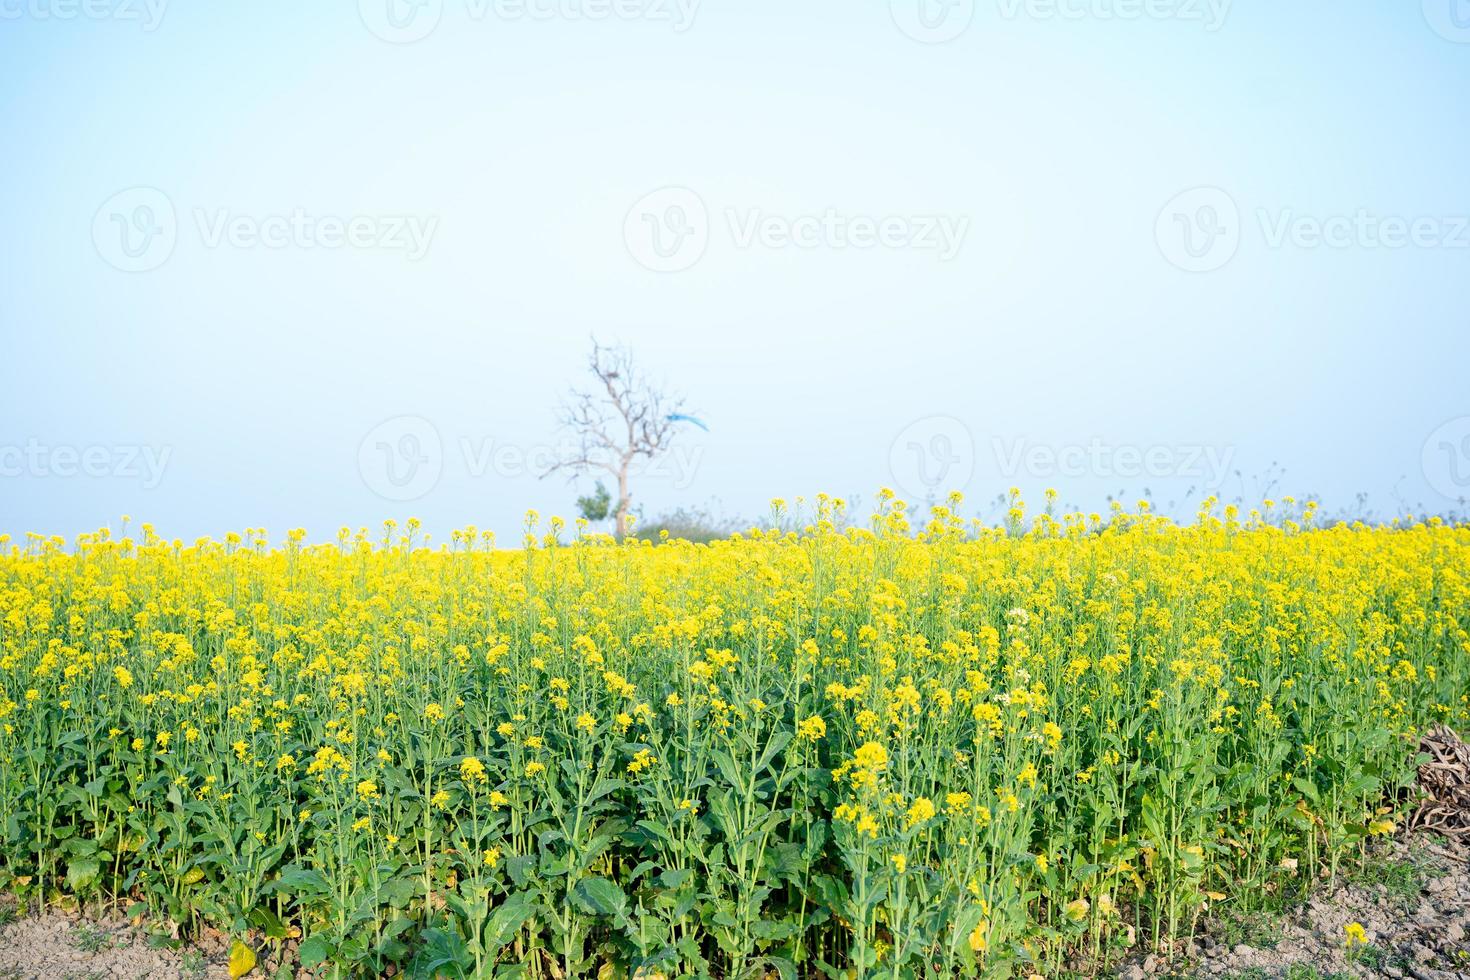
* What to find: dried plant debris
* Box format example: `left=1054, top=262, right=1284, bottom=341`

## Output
left=1409, top=726, right=1470, bottom=839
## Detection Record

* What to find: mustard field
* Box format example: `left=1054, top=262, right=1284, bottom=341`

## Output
left=1, top=494, right=1466, bottom=978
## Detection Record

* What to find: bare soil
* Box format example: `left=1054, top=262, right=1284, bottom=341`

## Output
left=1123, top=832, right=1470, bottom=980
left=0, top=910, right=228, bottom=980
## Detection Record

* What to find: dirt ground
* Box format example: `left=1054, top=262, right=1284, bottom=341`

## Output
left=1123, top=831, right=1470, bottom=980
left=0, top=911, right=229, bottom=980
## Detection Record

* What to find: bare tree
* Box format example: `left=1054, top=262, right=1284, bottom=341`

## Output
left=543, top=340, right=690, bottom=539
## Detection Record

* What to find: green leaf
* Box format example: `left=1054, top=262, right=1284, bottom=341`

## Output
left=636, top=819, right=673, bottom=844
left=506, top=854, right=537, bottom=887
left=710, top=750, right=744, bottom=791
left=756, top=731, right=793, bottom=775
left=573, top=877, right=627, bottom=916
left=659, top=867, right=693, bottom=890
left=246, top=906, right=287, bottom=939
left=297, top=935, right=333, bottom=968
left=66, top=857, right=100, bottom=892
left=486, top=892, right=538, bottom=948
left=1292, top=777, right=1321, bottom=804
left=586, top=775, right=623, bottom=806
left=269, top=867, right=330, bottom=898
left=761, top=955, right=798, bottom=980
left=750, top=919, right=797, bottom=942
left=411, top=926, right=471, bottom=975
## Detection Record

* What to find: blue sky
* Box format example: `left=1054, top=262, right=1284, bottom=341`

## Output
left=3, top=1, right=1469, bottom=540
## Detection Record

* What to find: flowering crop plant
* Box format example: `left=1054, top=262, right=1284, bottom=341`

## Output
left=0, top=491, right=1466, bottom=978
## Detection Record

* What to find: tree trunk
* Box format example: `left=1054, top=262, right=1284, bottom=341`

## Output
left=615, top=466, right=631, bottom=540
